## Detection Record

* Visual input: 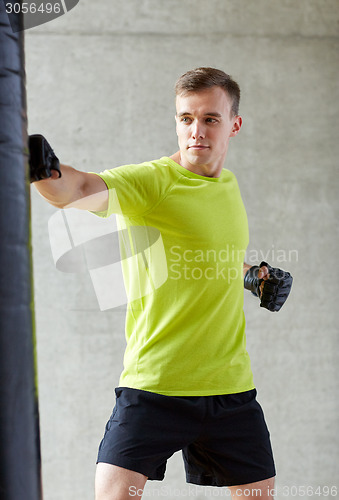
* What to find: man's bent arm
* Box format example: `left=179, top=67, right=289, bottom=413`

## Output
left=243, top=262, right=269, bottom=299
left=243, top=262, right=269, bottom=279
left=243, top=262, right=252, bottom=277
left=33, top=164, right=108, bottom=212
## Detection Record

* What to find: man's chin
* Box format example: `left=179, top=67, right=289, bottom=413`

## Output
left=186, top=150, right=210, bottom=164
left=181, top=155, right=212, bottom=174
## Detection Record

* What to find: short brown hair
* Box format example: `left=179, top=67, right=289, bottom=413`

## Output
left=175, top=67, right=240, bottom=116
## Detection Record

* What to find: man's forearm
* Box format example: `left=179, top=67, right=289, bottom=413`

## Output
left=30, top=134, right=109, bottom=211
left=33, top=164, right=86, bottom=208
left=33, top=164, right=109, bottom=212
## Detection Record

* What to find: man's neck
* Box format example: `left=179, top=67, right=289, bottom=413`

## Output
left=169, top=151, right=223, bottom=178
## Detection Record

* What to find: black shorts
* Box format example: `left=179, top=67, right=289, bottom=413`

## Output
left=97, top=387, right=276, bottom=487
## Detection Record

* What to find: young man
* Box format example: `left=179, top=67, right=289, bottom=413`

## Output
left=30, top=68, right=292, bottom=500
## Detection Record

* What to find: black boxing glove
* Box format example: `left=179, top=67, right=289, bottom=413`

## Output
left=29, top=134, right=61, bottom=183
left=244, top=261, right=293, bottom=312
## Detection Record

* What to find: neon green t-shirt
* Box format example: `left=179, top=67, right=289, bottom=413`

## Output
left=93, top=157, right=254, bottom=396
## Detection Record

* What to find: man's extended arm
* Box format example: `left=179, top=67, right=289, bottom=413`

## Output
left=30, top=134, right=108, bottom=212
left=34, top=165, right=108, bottom=211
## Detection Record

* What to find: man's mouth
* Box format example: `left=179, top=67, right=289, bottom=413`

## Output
left=188, top=144, right=209, bottom=150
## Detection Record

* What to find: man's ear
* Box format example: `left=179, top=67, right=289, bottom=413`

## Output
left=230, top=115, right=242, bottom=137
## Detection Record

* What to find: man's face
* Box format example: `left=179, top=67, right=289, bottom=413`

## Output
left=175, top=86, right=242, bottom=177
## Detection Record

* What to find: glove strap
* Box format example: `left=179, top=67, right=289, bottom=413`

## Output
left=244, top=265, right=260, bottom=297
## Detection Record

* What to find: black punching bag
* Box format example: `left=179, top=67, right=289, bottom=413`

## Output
left=0, top=1, right=42, bottom=499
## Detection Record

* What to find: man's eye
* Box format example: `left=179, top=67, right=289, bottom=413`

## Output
left=181, top=117, right=191, bottom=123
left=206, top=118, right=217, bottom=123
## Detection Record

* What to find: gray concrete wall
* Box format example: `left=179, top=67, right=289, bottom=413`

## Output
left=25, top=1, right=338, bottom=499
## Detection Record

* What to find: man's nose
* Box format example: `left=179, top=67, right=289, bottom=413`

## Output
left=191, top=121, right=205, bottom=139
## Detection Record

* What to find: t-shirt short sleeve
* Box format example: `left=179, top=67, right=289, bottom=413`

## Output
left=91, top=159, right=174, bottom=219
